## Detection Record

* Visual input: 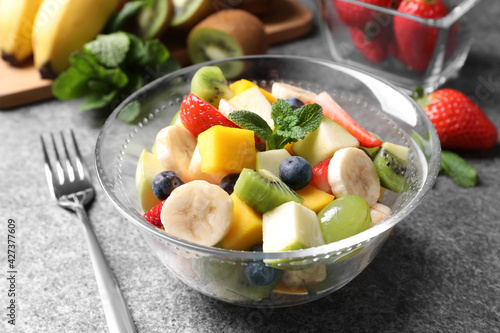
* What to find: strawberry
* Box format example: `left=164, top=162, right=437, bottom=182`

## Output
left=311, top=159, right=333, bottom=194
left=310, top=92, right=383, bottom=148
left=393, top=0, right=449, bottom=72
left=143, top=200, right=165, bottom=229
left=416, top=88, right=498, bottom=150
left=333, top=0, right=396, bottom=29
left=350, top=25, right=389, bottom=64
left=180, top=93, right=240, bottom=137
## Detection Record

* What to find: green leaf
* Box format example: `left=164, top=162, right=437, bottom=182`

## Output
left=79, top=90, right=120, bottom=111
left=84, top=32, right=131, bottom=68
left=228, top=110, right=273, bottom=143
left=440, top=150, right=477, bottom=188
left=52, top=67, right=90, bottom=100
left=271, top=99, right=294, bottom=128
left=118, top=100, right=142, bottom=123
left=69, top=52, right=106, bottom=78
left=295, top=103, right=323, bottom=133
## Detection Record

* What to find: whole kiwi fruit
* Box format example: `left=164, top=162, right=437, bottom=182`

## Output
left=187, top=9, right=268, bottom=77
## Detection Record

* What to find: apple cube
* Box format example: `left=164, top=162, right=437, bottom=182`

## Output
left=229, top=85, right=274, bottom=129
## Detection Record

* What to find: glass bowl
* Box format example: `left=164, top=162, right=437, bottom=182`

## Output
left=318, top=0, right=482, bottom=92
left=95, top=55, right=440, bottom=307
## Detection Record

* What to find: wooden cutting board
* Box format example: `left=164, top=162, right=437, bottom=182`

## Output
left=0, top=0, right=312, bottom=109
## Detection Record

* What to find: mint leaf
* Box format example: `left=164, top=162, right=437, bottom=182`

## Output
left=295, top=103, right=323, bottom=133
left=271, top=99, right=294, bottom=128
left=228, top=110, right=273, bottom=142
left=118, top=100, right=142, bottom=123
left=84, top=32, right=130, bottom=68
left=52, top=67, right=90, bottom=100
left=440, top=150, right=477, bottom=188
left=79, top=90, right=119, bottom=111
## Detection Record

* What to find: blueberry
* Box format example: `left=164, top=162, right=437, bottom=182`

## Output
left=152, top=171, right=184, bottom=200
left=219, top=173, right=240, bottom=195
left=285, top=97, right=304, bottom=110
left=244, top=261, right=279, bottom=286
left=279, top=156, right=312, bottom=190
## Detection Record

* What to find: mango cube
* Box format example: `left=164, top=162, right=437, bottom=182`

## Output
left=220, top=194, right=263, bottom=251
left=296, top=185, right=335, bottom=214
left=198, top=125, right=256, bottom=175
left=230, top=79, right=276, bottom=104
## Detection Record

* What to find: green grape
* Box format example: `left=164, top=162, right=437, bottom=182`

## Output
left=317, top=195, right=371, bottom=243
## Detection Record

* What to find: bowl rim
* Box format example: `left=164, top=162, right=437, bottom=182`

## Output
left=95, top=54, right=441, bottom=261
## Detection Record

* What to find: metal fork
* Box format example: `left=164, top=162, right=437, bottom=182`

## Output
left=41, top=130, right=136, bottom=333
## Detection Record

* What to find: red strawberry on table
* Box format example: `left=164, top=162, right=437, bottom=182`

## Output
left=143, top=200, right=165, bottom=229
left=416, top=88, right=498, bottom=150
left=333, top=0, right=395, bottom=29
left=180, top=93, right=241, bottom=138
left=393, top=0, right=449, bottom=72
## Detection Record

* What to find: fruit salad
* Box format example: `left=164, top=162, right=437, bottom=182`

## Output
left=135, top=65, right=408, bottom=294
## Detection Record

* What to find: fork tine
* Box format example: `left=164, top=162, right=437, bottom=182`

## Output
left=50, top=133, right=66, bottom=185
left=70, top=129, right=87, bottom=180
left=60, top=131, right=76, bottom=182
left=40, top=134, right=56, bottom=199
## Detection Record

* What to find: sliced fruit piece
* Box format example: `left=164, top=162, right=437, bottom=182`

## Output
left=234, top=168, right=304, bottom=214
left=191, top=65, right=233, bottom=109
left=143, top=199, right=165, bottom=229
left=170, top=0, right=214, bottom=32
left=187, top=9, right=267, bottom=78
left=229, top=85, right=274, bottom=129
left=170, top=110, right=183, bottom=126
left=179, top=93, right=241, bottom=138
left=154, top=125, right=197, bottom=182
left=295, top=185, right=335, bottom=214
left=328, top=147, right=381, bottom=207
left=135, top=149, right=167, bottom=212
left=132, top=0, right=174, bottom=39
left=361, top=132, right=383, bottom=159
left=188, top=144, right=224, bottom=184
left=263, top=201, right=325, bottom=252
left=318, top=195, right=372, bottom=243
left=197, top=125, right=256, bottom=175
left=271, top=82, right=317, bottom=103
left=282, top=264, right=327, bottom=288
left=230, top=79, right=277, bottom=104
left=311, top=92, right=383, bottom=148
left=220, top=194, right=263, bottom=251
left=292, top=116, right=359, bottom=167
left=273, top=281, right=308, bottom=295
left=310, top=158, right=333, bottom=194
left=255, top=149, right=292, bottom=177
left=161, top=180, right=234, bottom=246
left=373, top=142, right=408, bottom=193
left=370, top=203, right=392, bottom=227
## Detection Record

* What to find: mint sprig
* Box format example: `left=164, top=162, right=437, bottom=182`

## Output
left=228, top=99, right=323, bottom=150
left=52, top=31, right=180, bottom=114
left=440, top=150, right=477, bottom=188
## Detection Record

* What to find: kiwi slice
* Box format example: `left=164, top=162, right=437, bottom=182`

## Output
left=190, top=66, right=233, bottom=108
left=373, top=142, right=408, bottom=193
left=187, top=9, right=268, bottom=78
left=234, top=168, right=304, bottom=214
left=107, top=0, right=173, bottom=39
left=170, top=0, right=214, bottom=32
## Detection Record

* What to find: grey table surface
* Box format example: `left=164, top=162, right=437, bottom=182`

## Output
left=1, top=1, right=499, bottom=332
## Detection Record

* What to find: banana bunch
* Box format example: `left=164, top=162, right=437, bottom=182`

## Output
left=0, top=0, right=121, bottom=78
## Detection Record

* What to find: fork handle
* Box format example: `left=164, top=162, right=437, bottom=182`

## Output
left=75, top=206, right=137, bottom=333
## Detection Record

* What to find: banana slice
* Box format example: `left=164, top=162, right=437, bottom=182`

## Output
left=154, top=125, right=196, bottom=182
left=161, top=180, right=234, bottom=246
left=328, top=147, right=381, bottom=207
left=271, top=82, right=317, bottom=103
left=370, top=203, right=391, bottom=227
